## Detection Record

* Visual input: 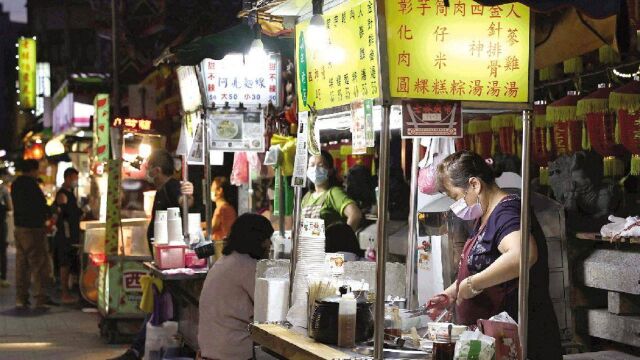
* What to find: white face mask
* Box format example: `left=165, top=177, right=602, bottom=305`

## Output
left=307, top=166, right=329, bottom=185
left=145, top=168, right=156, bottom=184
left=449, top=192, right=484, bottom=220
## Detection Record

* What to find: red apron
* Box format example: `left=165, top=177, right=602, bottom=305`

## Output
left=455, top=228, right=510, bottom=326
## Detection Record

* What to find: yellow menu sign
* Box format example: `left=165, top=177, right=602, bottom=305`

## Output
left=18, top=37, right=36, bottom=109
left=386, top=0, right=530, bottom=103
left=296, top=0, right=380, bottom=111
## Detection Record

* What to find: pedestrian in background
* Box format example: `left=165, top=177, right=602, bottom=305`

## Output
left=0, top=169, right=13, bottom=288
left=11, top=159, right=50, bottom=310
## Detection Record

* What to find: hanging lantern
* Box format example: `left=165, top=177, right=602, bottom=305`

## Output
left=547, top=92, right=584, bottom=156
left=598, top=45, right=620, bottom=65
left=467, top=117, right=492, bottom=159
left=490, top=113, right=517, bottom=156
left=563, top=56, right=583, bottom=74
left=577, top=84, right=626, bottom=177
left=610, top=80, right=640, bottom=175
left=533, top=102, right=554, bottom=185
left=539, top=64, right=561, bottom=82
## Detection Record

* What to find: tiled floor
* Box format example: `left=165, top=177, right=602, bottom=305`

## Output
left=0, top=246, right=127, bottom=360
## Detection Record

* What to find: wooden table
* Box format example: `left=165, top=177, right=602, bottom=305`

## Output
left=576, top=232, right=640, bottom=244
left=249, top=323, right=357, bottom=360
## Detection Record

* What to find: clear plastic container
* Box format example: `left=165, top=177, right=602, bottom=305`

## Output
left=338, top=292, right=357, bottom=348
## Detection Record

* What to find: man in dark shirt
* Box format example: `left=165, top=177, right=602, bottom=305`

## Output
left=53, top=167, right=82, bottom=304
left=111, top=149, right=193, bottom=360
left=11, top=159, right=50, bottom=310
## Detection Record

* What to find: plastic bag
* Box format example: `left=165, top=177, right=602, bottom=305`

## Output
left=144, top=321, right=179, bottom=360
left=418, top=165, right=438, bottom=194
left=230, top=152, right=249, bottom=186
left=454, top=330, right=496, bottom=360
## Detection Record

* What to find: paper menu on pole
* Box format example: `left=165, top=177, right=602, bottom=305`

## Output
left=364, top=99, right=374, bottom=147
left=291, top=112, right=309, bottom=187
left=350, top=100, right=368, bottom=155
left=188, top=122, right=205, bottom=164
left=299, top=218, right=325, bottom=240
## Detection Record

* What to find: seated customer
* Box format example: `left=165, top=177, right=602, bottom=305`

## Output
left=198, top=214, right=274, bottom=360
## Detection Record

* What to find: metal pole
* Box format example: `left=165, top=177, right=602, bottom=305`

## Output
left=182, top=155, right=189, bottom=242
left=518, top=110, right=532, bottom=359
left=405, top=139, right=420, bottom=309
left=248, top=167, right=254, bottom=212
left=202, top=112, right=212, bottom=241
left=278, top=169, right=286, bottom=237
left=110, top=0, right=120, bottom=116
left=288, top=186, right=303, bottom=306
left=374, top=104, right=392, bottom=359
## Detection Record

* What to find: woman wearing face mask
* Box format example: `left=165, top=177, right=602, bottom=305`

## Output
left=302, top=151, right=362, bottom=231
left=426, top=151, right=562, bottom=360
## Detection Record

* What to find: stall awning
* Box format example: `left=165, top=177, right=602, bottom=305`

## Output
left=172, top=24, right=293, bottom=66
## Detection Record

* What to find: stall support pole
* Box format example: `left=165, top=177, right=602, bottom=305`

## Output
left=518, top=110, right=532, bottom=359
left=248, top=167, right=254, bottom=212
left=111, top=0, right=120, bottom=116
left=405, top=139, right=420, bottom=309
left=182, top=155, right=189, bottom=241
left=289, top=186, right=303, bottom=306
left=374, top=104, right=392, bottom=359
left=278, top=169, right=286, bottom=237
left=202, top=113, right=212, bottom=242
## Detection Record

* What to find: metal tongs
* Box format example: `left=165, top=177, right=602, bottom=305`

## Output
left=406, top=305, right=450, bottom=322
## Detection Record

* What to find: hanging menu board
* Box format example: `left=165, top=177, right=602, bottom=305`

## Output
left=386, top=0, right=530, bottom=103
left=200, top=54, right=281, bottom=108
left=296, top=0, right=381, bottom=111
left=208, top=110, right=265, bottom=152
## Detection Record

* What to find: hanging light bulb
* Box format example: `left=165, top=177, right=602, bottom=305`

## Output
left=307, top=0, right=329, bottom=50
left=247, top=22, right=269, bottom=76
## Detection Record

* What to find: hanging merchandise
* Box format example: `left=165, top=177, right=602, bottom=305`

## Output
left=467, top=118, right=492, bottom=159
left=230, top=152, right=249, bottom=186
left=270, top=134, right=297, bottom=177
left=273, top=168, right=294, bottom=217
left=610, top=80, right=640, bottom=175
left=547, top=92, right=584, bottom=155
left=532, top=102, right=554, bottom=186
left=490, top=114, right=517, bottom=156
left=577, top=84, right=626, bottom=177
left=417, top=138, right=456, bottom=195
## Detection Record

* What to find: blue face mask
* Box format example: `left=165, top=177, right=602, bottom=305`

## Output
left=307, top=166, right=329, bottom=185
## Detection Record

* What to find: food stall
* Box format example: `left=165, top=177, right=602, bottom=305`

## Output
left=240, top=0, right=537, bottom=359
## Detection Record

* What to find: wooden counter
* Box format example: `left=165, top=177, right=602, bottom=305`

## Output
left=250, top=324, right=355, bottom=360
left=80, top=218, right=149, bottom=230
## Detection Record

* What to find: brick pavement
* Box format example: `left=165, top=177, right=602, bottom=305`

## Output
left=0, top=246, right=127, bottom=360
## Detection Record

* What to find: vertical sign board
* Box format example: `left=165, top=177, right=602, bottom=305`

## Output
left=18, top=37, right=36, bottom=109
left=295, top=0, right=381, bottom=111
left=93, top=94, right=110, bottom=162
left=36, top=62, right=51, bottom=117
left=386, top=0, right=530, bottom=103
left=200, top=54, right=281, bottom=108
left=176, top=66, right=203, bottom=113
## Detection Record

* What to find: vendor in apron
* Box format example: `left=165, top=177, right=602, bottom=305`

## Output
left=301, top=151, right=362, bottom=231
left=426, top=151, right=562, bottom=360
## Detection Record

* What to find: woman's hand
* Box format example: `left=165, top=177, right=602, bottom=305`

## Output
left=456, top=276, right=481, bottom=305
left=425, top=293, right=453, bottom=321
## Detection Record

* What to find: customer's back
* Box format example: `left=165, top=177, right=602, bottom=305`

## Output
left=11, top=163, right=47, bottom=228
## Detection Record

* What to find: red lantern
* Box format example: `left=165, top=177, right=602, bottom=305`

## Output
left=610, top=81, right=640, bottom=175
left=547, top=92, right=584, bottom=155
left=467, top=117, right=492, bottom=159
left=577, top=85, right=626, bottom=177
left=490, top=114, right=517, bottom=156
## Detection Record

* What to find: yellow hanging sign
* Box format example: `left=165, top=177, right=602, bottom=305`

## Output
left=296, top=0, right=380, bottom=111
left=18, top=37, right=36, bottom=109
left=386, top=0, right=530, bottom=103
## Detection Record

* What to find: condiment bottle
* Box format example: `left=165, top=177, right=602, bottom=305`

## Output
left=384, top=306, right=402, bottom=337
left=338, top=292, right=357, bottom=348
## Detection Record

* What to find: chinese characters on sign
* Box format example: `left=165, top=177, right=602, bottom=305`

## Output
left=402, top=100, right=462, bottom=138
left=386, top=0, right=530, bottom=103
left=200, top=54, right=280, bottom=108
left=111, top=117, right=154, bottom=133
left=18, top=37, right=36, bottom=109
left=296, top=0, right=381, bottom=111
left=208, top=111, right=265, bottom=152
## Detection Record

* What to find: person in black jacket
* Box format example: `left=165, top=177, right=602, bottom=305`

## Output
left=11, top=159, right=50, bottom=310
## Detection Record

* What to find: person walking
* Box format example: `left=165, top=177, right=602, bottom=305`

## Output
left=52, top=167, right=82, bottom=304
left=0, top=170, right=13, bottom=288
left=11, top=160, right=51, bottom=310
